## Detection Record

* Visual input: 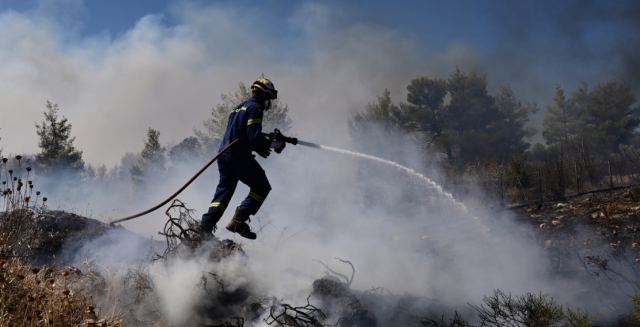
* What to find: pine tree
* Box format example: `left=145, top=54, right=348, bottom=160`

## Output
left=543, top=86, right=579, bottom=150
left=35, top=101, right=84, bottom=172
left=402, top=77, right=448, bottom=139
left=494, top=86, right=537, bottom=163
left=542, top=86, right=578, bottom=194
left=349, top=89, right=405, bottom=156
left=580, top=80, right=638, bottom=155
left=351, top=89, right=402, bottom=130
left=444, top=69, right=499, bottom=166
left=168, top=136, right=202, bottom=163
left=384, top=77, right=448, bottom=159
left=131, top=128, right=165, bottom=184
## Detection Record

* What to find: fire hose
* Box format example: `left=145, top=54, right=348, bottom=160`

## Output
left=109, top=129, right=306, bottom=225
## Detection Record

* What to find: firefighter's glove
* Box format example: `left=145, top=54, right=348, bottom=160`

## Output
left=272, top=139, right=286, bottom=154
left=256, top=143, right=271, bottom=158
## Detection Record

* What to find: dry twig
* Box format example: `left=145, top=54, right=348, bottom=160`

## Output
left=264, top=296, right=329, bottom=327
left=313, top=257, right=356, bottom=287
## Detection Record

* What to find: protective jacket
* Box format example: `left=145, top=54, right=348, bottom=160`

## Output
left=219, top=97, right=271, bottom=160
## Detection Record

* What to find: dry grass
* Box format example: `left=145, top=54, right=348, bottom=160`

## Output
left=1, top=157, right=121, bottom=326
left=0, top=258, right=121, bottom=326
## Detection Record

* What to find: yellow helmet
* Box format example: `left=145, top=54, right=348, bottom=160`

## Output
left=251, top=77, right=278, bottom=99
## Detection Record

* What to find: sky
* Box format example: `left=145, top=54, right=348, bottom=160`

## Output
left=0, top=0, right=638, bottom=165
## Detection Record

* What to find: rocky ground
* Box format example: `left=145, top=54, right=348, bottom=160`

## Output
left=510, top=185, right=640, bottom=301
left=513, top=186, right=640, bottom=258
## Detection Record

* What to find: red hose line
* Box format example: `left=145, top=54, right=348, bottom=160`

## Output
left=109, top=138, right=243, bottom=225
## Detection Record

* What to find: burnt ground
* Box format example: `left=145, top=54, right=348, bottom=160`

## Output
left=510, top=186, right=640, bottom=309
left=3, top=188, right=640, bottom=326
left=511, top=186, right=640, bottom=263
left=30, top=210, right=162, bottom=267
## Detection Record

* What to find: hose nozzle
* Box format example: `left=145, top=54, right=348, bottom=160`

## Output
left=269, top=129, right=298, bottom=145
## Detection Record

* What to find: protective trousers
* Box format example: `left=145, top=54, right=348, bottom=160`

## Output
left=201, top=155, right=271, bottom=233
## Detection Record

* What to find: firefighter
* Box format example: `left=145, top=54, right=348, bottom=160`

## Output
left=200, top=77, right=283, bottom=239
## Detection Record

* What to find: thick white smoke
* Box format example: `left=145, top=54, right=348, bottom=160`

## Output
left=1, top=1, right=634, bottom=325
left=0, top=3, right=429, bottom=165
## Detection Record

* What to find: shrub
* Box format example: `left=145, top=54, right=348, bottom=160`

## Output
left=473, top=290, right=564, bottom=327
left=0, top=258, right=121, bottom=326
left=0, top=156, right=47, bottom=259
left=566, top=307, right=592, bottom=327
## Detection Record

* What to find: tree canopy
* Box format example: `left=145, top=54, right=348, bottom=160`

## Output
left=35, top=101, right=84, bottom=172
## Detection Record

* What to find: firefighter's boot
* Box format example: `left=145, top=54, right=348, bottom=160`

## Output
left=200, top=213, right=220, bottom=239
left=226, top=207, right=257, bottom=240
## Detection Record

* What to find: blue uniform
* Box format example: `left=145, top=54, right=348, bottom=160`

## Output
left=201, top=97, right=272, bottom=232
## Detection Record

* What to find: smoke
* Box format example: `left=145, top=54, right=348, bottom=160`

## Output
left=1, top=1, right=638, bottom=324
left=476, top=0, right=640, bottom=99
left=0, top=2, right=431, bottom=166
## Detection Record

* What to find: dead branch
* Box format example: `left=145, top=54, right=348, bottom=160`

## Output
left=201, top=272, right=226, bottom=295
left=154, top=199, right=202, bottom=260
left=313, top=258, right=356, bottom=287
left=335, top=257, right=355, bottom=287
left=264, top=296, right=330, bottom=327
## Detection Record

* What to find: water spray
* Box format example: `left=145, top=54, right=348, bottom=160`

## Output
left=110, top=130, right=484, bottom=231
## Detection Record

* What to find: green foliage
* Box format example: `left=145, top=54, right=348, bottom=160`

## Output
left=196, top=82, right=292, bottom=152
left=349, top=89, right=406, bottom=155
left=543, top=81, right=638, bottom=158
left=565, top=307, right=592, bottom=327
left=351, top=70, right=535, bottom=170
left=352, top=89, right=402, bottom=130
left=580, top=81, right=639, bottom=154
left=35, top=101, right=84, bottom=173
left=400, top=77, right=448, bottom=152
left=168, top=136, right=202, bottom=163
left=543, top=86, right=580, bottom=151
left=402, top=77, right=448, bottom=134
left=493, top=86, right=537, bottom=162
left=473, top=290, right=564, bottom=327
left=140, top=128, right=164, bottom=163
left=131, top=128, right=165, bottom=184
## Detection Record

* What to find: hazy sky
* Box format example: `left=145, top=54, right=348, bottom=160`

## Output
left=0, top=0, right=637, bottom=164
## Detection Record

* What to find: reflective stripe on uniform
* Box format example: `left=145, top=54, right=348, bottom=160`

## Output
left=249, top=191, right=265, bottom=203
left=210, top=202, right=224, bottom=209
left=232, top=106, right=247, bottom=113
left=247, top=118, right=262, bottom=126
